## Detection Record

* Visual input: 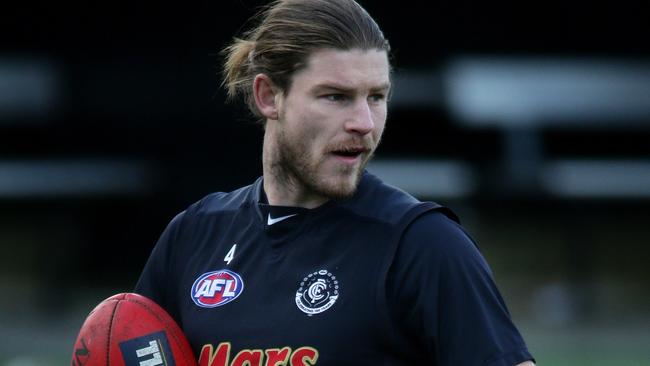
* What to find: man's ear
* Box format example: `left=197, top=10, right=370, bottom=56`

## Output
left=253, top=74, right=279, bottom=120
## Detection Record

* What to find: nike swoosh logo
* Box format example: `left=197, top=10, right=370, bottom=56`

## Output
left=267, top=213, right=298, bottom=225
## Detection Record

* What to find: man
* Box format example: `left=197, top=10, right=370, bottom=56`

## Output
left=136, top=0, right=536, bottom=365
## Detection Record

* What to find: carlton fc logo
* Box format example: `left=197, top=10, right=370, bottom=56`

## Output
left=295, top=269, right=339, bottom=316
left=191, top=269, right=244, bottom=308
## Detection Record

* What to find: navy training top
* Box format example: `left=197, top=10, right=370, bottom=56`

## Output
left=135, top=172, right=534, bottom=366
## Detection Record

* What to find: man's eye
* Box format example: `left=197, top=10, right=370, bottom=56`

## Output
left=369, top=94, right=386, bottom=102
left=324, top=94, right=346, bottom=102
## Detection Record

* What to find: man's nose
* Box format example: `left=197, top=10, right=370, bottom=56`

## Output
left=344, top=100, right=374, bottom=135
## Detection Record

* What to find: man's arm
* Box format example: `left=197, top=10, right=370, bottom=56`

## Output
left=388, top=210, right=536, bottom=365
left=134, top=211, right=186, bottom=315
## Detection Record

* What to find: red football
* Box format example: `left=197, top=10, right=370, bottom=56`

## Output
left=72, top=293, right=197, bottom=366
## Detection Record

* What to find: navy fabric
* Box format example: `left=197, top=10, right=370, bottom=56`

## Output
left=135, top=172, right=534, bottom=365
left=386, top=211, right=534, bottom=365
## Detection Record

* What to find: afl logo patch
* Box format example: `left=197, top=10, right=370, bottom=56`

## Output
left=295, top=269, right=339, bottom=316
left=191, top=269, right=244, bottom=308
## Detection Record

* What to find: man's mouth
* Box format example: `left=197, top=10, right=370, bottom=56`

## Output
left=330, top=147, right=370, bottom=161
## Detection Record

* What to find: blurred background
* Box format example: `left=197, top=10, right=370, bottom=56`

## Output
left=1, top=0, right=649, bottom=364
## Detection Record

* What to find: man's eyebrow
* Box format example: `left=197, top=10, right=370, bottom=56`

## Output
left=311, top=82, right=392, bottom=93
left=311, top=83, right=354, bottom=93
left=371, top=82, right=392, bottom=92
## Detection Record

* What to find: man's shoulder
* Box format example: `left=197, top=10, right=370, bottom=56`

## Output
left=186, top=177, right=262, bottom=217
left=402, top=210, right=476, bottom=256
left=343, top=172, right=458, bottom=225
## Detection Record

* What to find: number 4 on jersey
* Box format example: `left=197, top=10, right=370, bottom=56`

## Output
left=224, top=244, right=237, bottom=265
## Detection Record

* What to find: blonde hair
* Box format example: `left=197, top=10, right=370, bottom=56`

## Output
left=222, top=0, right=391, bottom=119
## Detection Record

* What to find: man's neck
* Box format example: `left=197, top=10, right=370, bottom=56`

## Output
left=262, top=132, right=329, bottom=209
left=262, top=170, right=329, bottom=209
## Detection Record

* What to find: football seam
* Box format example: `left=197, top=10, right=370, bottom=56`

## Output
left=107, top=299, right=120, bottom=366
